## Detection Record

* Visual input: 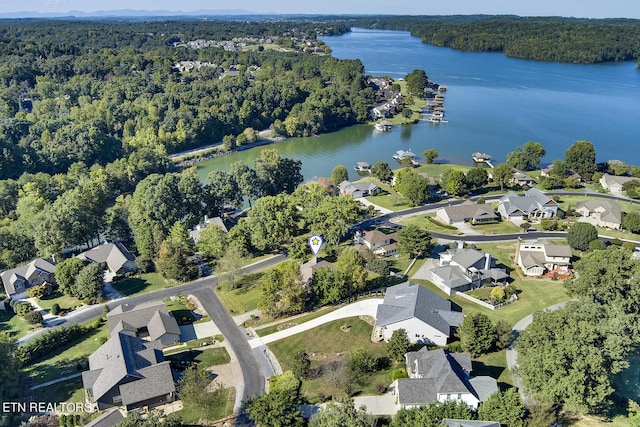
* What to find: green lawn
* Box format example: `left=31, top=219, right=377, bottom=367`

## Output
left=165, top=347, right=231, bottom=368
left=415, top=163, right=473, bottom=179
left=255, top=306, right=339, bottom=337
left=398, top=214, right=462, bottom=236
left=0, top=310, right=39, bottom=339
left=215, top=272, right=264, bottom=315
left=112, top=272, right=172, bottom=297
left=163, top=335, right=224, bottom=354
left=32, top=376, right=85, bottom=406
left=177, top=387, right=235, bottom=425
left=37, top=293, right=84, bottom=313
left=24, top=322, right=110, bottom=386
left=269, top=317, right=391, bottom=402
left=473, top=350, right=512, bottom=388
left=472, top=221, right=522, bottom=235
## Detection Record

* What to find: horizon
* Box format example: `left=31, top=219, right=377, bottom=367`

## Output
left=0, top=0, right=639, bottom=20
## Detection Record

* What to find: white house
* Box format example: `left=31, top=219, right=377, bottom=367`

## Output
left=600, top=173, right=637, bottom=193
left=497, top=188, right=558, bottom=221
left=575, top=199, right=622, bottom=230
left=430, top=244, right=508, bottom=295
left=516, top=239, right=572, bottom=276
left=391, top=347, right=498, bottom=410
left=354, top=229, right=399, bottom=257
left=373, top=282, right=463, bottom=346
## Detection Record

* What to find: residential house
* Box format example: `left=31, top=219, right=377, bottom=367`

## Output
left=82, top=332, right=175, bottom=412
left=77, top=242, right=137, bottom=276
left=516, top=239, right=572, bottom=276
left=0, top=258, right=56, bottom=300
left=600, top=173, right=637, bottom=193
left=435, top=201, right=498, bottom=225
left=392, top=347, right=498, bottom=410
left=189, top=216, right=229, bottom=244
left=106, top=301, right=181, bottom=347
left=430, top=244, right=508, bottom=296
left=497, top=188, right=558, bottom=221
left=354, top=229, right=399, bottom=257
left=300, top=257, right=336, bottom=284
left=575, top=199, right=622, bottom=229
left=510, top=169, right=536, bottom=187
left=541, top=165, right=582, bottom=182
left=373, top=282, right=463, bottom=346
left=339, top=180, right=381, bottom=198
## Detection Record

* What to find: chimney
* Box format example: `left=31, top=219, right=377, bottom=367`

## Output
left=484, top=253, right=491, bottom=270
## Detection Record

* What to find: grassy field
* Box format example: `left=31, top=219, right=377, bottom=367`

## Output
left=0, top=309, right=38, bottom=339
left=415, top=163, right=473, bottom=178
left=112, top=272, right=172, bottom=297
left=472, top=220, right=522, bottom=235
left=177, top=387, right=235, bottom=425
left=215, top=272, right=264, bottom=315
left=269, top=317, right=392, bottom=402
left=473, top=350, right=512, bottom=388
left=24, top=322, right=110, bottom=386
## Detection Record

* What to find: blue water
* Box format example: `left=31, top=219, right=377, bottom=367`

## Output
left=197, top=27, right=640, bottom=181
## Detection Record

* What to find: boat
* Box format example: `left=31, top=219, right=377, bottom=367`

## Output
left=374, top=120, right=392, bottom=132
left=354, top=162, right=372, bottom=172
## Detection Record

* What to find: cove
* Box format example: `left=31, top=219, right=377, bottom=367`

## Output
left=197, top=28, right=640, bottom=182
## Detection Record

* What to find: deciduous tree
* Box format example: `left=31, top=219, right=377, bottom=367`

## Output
left=477, top=389, right=527, bottom=427
left=396, top=224, right=433, bottom=258
left=567, top=222, right=598, bottom=251
left=457, top=312, right=496, bottom=357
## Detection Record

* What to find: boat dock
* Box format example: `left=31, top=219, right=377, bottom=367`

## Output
left=472, top=152, right=494, bottom=168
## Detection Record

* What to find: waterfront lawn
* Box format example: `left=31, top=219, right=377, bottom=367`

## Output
left=165, top=347, right=231, bottom=368
left=32, top=376, right=85, bottom=405
left=215, top=272, right=263, bottom=315
left=37, top=293, right=84, bottom=313
left=112, top=272, right=171, bottom=297
left=398, top=214, right=462, bottom=236
left=177, top=387, right=235, bottom=425
left=269, top=317, right=390, bottom=402
left=415, top=163, right=473, bottom=179
left=25, top=322, right=110, bottom=386
left=0, top=310, right=38, bottom=339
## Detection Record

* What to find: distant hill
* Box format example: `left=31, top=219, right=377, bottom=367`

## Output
left=0, top=9, right=256, bottom=19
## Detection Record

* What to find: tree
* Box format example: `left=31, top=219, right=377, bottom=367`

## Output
left=477, top=389, right=527, bottom=427
left=516, top=300, right=635, bottom=412
left=391, top=401, right=473, bottom=427
left=54, top=257, right=86, bottom=295
left=405, top=69, right=429, bottom=96
left=565, top=140, right=597, bottom=181
left=494, top=319, right=513, bottom=350
left=371, top=161, right=393, bottom=182
left=441, top=169, right=467, bottom=196
left=623, top=211, right=640, bottom=233
left=465, top=167, right=489, bottom=189
left=177, top=366, right=226, bottom=422
left=155, top=239, right=198, bottom=282
left=347, top=347, right=377, bottom=375
left=291, top=350, right=311, bottom=380
left=335, top=247, right=368, bottom=295
left=247, top=388, right=305, bottom=427
left=623, top=180, right=640, bottom=199
left=305, top=196, right=361, bottom=246
left=196, top=222, right=228, bottom=258
left=0, top=333, right=20, bottom=413
left=166, top=221, right=194, bottom=256
left=394, top=169, right=429, bottom=205
left=206, top=169, right=243, bottom=215
left=492, top=163, right=513, bottom=190
left=73, top=263, right=104, bottom=301
left=629, top=400, right=640, bottom=426
left=457, top=312, right=496, bottom=357
left=215, top=247, right=246, bottom=289
left=396, top=224, right=433, bottom=258
left=50, top=303, right=61, bottom=315
left=254, top=148, right=303, bottom=196
left=423, top=148, right=438, bottom=164
left=331, top=165, right=349, bottom=185
left=506, top=141, right=546, bottom=170
left=309, top=398, right=376, bottom=427
left=259, top=260, right=306, bottom=317
left=248, top=194, right=299, bottom=251
left=387, top=329, right=410, bottom=362
left=567, top=222, right=598, bottom=251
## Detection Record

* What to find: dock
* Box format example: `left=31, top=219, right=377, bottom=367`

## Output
left=472, top=152, right=494, bottom=168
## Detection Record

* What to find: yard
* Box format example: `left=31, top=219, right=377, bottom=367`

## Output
left=165, top=347, right=231, bottom=368
left=37, top=293, right=84, bottom=313
left=215, top=272, right=264, bottom=315
left=254, top=306, right=339, bottom=337
left=268, top=317, right=394, bottom=403
left=32, top=376, right=85, bottom=405
left=176, top=387, right=235, bottom=425
left=399, top=214, right=462, bottom=236
left=112, top=272, right=172, bottom=297
left=0, top=309, right=38, bottom=339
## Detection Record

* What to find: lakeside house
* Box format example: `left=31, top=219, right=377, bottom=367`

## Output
left=106, top=300, right=181, bottom=347
left=339, top=180, right=381, bottom=198
left=575, top=199, right=622, bottom=229
left=189, top=216, right=229, bottom=244
left=510, top=169, right=537, bottom=187
left=541, top=165, right=582, bottom=182
left=430, top=243, right=508, bottom=295
left=300, top=257, right=336, bottom=284
left=497, top=188, right=558, bottom=221
left=0, top=258, right=56, bottom=301
left=373, top=281, right=463, bottom=346
left=77, top=242, right=137, bottom=277
left=435, top=201, right=499, bottom=225
left=516, top=239, right=572, bottom=276
left=390, top=347, right=498, bottom=410
left=354, top=229, right=399, bottom=257
left=600, top=173, right=637, bottom=193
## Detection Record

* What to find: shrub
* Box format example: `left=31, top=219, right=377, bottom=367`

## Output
left=376, top=383, right=387, bottom=394
left=490, top=286, right=506, bottom=303
left=14, top=301, right=35, bottom=316
left=448, top=341, right=464, bottom=352
left=391, top=368, right=409, bottom=381
left=24, top=310, right=44, bottom=325
left=50, top=303, right=61, bottom=315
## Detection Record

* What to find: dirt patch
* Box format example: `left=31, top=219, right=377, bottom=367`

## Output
left=359, top=315, right=375, bottom=325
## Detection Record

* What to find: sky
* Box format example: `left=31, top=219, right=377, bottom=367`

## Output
left=0, top=0, right=639, bottom=19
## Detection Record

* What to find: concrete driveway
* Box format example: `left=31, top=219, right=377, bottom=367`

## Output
left=248, top=298, right=383, bottom=348
left=352, top=393, right=398, bottom=416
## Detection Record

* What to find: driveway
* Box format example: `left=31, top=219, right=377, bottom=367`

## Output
left=247, top=299, right=383, bottom=349
left=352, top=393, right=398, bottom=416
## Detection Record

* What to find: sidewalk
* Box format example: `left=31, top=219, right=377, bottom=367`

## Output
left=248, top=299, right=383, bottom=349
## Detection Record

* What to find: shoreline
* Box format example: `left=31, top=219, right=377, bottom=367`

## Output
left=172, top=136, right=286, bottom=169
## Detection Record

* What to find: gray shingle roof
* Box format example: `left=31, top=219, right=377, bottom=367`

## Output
left=0, top=258, right=56, bottom=296
left=119, top=362, right=175, bottom=406
left=575, top=199, right=622, bottom=226
left=441, top=202, right=498, bottom=223
left=375, top=282, right=463, bottom=336
left=77, top=242, right=135, bottom=274
left=499, top=188, right=556, bottom=217
left=468, top=376, right=499, bottom=402
left=83, top=408, right=125, bottom=427
left=107, top=300, right=180, bottom=340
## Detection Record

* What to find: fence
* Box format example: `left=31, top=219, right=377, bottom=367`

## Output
left=454, top=291, right=518, bottom=311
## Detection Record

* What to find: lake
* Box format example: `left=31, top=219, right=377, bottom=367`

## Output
left=197, top=27, right=640, bottom=181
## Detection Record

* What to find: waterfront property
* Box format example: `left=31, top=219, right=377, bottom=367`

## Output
left=575, top=199, right=622, bottom=229
left=600, top=173, right=637, bottom=193
left=510, top=169, right=536, bottom=187
left=77, top=242, right=137, bottom=277
left=354, top=229, right=398, bottom=257
left=82, top=332, right=176, bottom=412
left=430, top=243, right=508, bottom=295
left=373, top=281, right=463, bottom=346
left=516, top=239, right=572, bottom=277
left=300, top=257, right=336, bottom=284
left=0, top=258, right=56, bottom=300
left=391, top=347, right=498, bottom=410
left=189, top=216, right=229, bottom=244
left=339, top=180, right=381, bottom=198
left=435, top=201, right=498, bottom=225
left=106, top=301, right=181, bottom=347
left=497, top=188, right=558, bottom=221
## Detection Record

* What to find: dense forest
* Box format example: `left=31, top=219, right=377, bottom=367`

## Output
left=0, top=19, right=366, bottom=180
left=347, top=15, right=640, bottom=63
